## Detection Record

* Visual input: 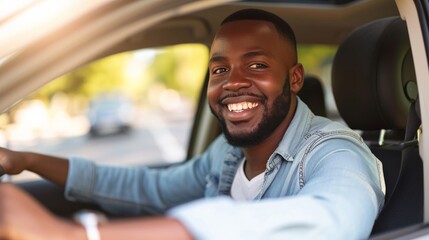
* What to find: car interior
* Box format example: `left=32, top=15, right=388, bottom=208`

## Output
left=0, top=0, right=427, bottom=238
left=331, top=16, right=422, bottom=236
left=298, top=76, right=327, bottom=117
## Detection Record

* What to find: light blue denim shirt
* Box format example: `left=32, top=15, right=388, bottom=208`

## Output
left=65, top=98, right=385, bottom=240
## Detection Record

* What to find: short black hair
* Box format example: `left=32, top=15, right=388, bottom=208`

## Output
left=221, top=9, right=297, bottom=49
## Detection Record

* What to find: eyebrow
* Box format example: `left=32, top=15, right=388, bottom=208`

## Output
left=242, top=50, right=268, bottom=60
left=209, top=50, right=269, bottom=65
left=208, top=54, right=226, bottom=65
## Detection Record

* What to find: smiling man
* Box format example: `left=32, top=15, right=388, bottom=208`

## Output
left=207, top=13, right=302, bottom=181
left=0, top=9, right=384, bottom=240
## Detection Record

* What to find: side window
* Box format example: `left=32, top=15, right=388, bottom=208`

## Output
left=0, top=43, right=208, bottom=182
left=297, top=44, right=339, bottom=120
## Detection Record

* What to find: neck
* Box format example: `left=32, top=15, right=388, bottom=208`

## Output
left=242, top=98, right=297, bottom=179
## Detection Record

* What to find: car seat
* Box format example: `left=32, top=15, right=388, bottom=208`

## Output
left=298, top=75, right=327, bottom=117
left=331, top=16, right=423, bottom=235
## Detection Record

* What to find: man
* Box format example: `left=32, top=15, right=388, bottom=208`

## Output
left=0, top=9, right=384, bottom=239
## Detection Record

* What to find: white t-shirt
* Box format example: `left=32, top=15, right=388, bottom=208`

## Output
left=230, top=159, right=265, bottom=201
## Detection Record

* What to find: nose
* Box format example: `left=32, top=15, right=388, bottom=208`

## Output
left=222, top=67, right=251, bottom=91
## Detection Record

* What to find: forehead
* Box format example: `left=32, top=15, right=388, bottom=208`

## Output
left=210, top=20, right=286, bottom=55
left=216, top=19, right=278, bottom=37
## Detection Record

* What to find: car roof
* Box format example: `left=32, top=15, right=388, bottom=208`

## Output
left=107, top=0, right=398, bottom=54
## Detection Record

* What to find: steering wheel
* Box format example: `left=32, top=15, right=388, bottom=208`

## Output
left=0, top=165, right=10, bottom=182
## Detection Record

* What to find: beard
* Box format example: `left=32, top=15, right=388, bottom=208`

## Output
left=211, top=76, right=291, bottom=147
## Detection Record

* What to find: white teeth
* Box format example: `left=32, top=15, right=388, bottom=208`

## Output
left=227, top=102, right=258, bottom=112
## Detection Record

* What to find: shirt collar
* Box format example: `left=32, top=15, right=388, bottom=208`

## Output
left=273, top=97, right=312, bottom=162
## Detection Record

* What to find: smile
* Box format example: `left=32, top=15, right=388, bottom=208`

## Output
left=227, top=102, right=259, bottom=112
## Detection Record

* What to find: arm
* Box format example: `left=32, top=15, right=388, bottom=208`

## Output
left=64, top=136, right=226, bottom=215
left=0, top=184, right=193, bottom=240
left=99, top=217, right=192, bottom=240
left=0, top=148, right=69, bottom=187
left=64, top=156, right=208, bottom=215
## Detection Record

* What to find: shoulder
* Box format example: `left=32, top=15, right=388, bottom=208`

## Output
left=298, top=116, right=374, bottom=170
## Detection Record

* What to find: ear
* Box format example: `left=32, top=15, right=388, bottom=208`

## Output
left=289, top=63, right=304, bottom=94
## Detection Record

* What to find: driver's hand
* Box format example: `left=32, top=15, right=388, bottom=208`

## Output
left=0, top=148, right=28, bottom=177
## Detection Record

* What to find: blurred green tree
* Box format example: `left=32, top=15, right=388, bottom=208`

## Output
left=34, top=44, right=208, bottom=104
left=298, top=44, right=337, bottom=79
left=35, top=52, right=133, bottom=102
left=147, top=44, right=208, bottom=101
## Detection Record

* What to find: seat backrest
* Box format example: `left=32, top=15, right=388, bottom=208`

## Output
left=298, top=75, right=327, bottom=117
left=331, top=17, right=422, bottom=235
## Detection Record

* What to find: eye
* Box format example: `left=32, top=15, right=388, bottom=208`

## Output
left=212, top=67, right=229, bottom=74
left=249, top=63, right=267, bottom=69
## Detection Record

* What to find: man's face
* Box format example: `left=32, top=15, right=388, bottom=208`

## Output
left=207, top=20, right=298, bottom=147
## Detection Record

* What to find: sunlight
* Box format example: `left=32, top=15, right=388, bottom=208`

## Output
left=0, top=0, right=37, bottom=22
left=0, top=0, right=104, bottom=57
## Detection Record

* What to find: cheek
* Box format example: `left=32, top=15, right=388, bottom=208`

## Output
left=207, top=82, right=221, bottom=107
left=256, top=79, right=285, bottom=101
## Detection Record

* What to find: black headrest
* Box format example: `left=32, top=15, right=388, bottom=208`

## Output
left=299, top=75, right=327, bottom=117
left=332, top=17, right=417, bottom=130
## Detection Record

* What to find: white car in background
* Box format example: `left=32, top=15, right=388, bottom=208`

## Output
left=88, top=92, right=135, bottom=136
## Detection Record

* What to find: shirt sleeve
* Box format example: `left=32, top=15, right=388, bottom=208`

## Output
left=168, top=138, right=384, bottom=240
left=169, top=196, right=342, bottom=240
left=64, top=137, right=225, bottom=215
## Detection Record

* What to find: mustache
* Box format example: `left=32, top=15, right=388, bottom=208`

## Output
left=217, top=92, right=265, bottom=104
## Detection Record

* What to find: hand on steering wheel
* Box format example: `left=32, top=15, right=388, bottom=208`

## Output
left=0, top=164, right=7, bottom=182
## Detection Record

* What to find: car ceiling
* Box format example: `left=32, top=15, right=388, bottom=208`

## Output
left=107, top=0, right=399, bottom=56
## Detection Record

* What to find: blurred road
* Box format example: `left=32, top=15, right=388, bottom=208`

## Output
left=5, top=108, right=193, bottom=182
